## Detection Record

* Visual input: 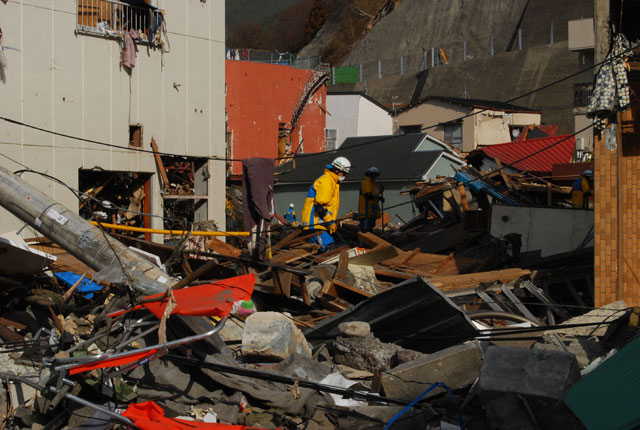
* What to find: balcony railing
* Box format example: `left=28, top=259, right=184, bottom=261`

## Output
left=76, top=0, right=161, bottom=42
left=574, top=82, right=594, bottom=107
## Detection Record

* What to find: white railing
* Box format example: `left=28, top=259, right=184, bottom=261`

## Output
left=76, top=0, right=161, bottom=42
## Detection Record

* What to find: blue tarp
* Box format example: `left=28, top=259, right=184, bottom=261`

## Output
left=454, top=171, right=519, bottom=205
left=54, top=272, right=103, bottom=299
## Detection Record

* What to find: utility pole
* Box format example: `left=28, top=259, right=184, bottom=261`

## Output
left=0, top=165, right=176, bottom=294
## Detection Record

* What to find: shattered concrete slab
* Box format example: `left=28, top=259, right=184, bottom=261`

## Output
left=331, top=334, right=402, bottom=373
left=477, top=346, right=580, bottom=400
left=381, top=341, right=484, bottom=401
left=546, top=300, right=628, bottom=337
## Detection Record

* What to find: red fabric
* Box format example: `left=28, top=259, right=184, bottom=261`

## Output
left=141, top=274, right=255, bottom=320
left=69, top=349, right=159, bottom=375
left=123, top=401, right=272, bottom=429
left=479, top=134, right=575, bottom=174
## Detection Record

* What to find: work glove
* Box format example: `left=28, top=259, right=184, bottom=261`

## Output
left=328, top=222, right=337, bottom=235
left=314, top=203, right=328, bottom=218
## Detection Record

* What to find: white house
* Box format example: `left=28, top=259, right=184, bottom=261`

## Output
left=325, top=91, right=393, bottom=149
left=0, top=0, right=226, bottom=237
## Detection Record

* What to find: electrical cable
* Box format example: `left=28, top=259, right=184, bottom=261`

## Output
left=0, top=41, right=635, bottom=167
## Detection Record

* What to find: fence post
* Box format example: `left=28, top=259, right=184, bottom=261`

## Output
left=463, top=40, right=467, bottom=61
left=550, top=22, right=554, bottom=44
left=490, top=35, right=494, bottom=56
left=431, top=47, right=435, bottom=67
left=359, top=64, right=363, bottom=82
left=518, top=29, right=522, bottom=50
left=378, top=60, right=382, bottom=79
left=400, top=56, right=404, bottom=75
left=332, top=66, right=336, bottom=85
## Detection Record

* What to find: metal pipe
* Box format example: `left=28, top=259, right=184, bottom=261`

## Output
left=0, top=165, right=176, bottom=294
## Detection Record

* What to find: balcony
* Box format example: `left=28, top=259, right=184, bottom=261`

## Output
left=574, top=83, right=593, bottom=108
left=76, top=0, right=161, bottom=42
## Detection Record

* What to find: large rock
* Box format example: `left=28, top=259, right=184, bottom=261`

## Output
left=241, top=312, right=312, bottom=362
left=478, top=346, right=580, bottom=400
left=546, top=300, right=627, bottom=337
left=382, top=341, right=484, bottom=401
left=331, top=335, right=402, bottom=372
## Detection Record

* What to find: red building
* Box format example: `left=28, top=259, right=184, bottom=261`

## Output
left=225, top=60, right=328, bottom=177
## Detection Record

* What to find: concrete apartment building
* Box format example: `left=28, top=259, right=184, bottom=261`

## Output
left=0, top=0, right=226, bottom=235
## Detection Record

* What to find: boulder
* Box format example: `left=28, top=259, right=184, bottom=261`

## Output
left=242, top=312, right=312, bottom=362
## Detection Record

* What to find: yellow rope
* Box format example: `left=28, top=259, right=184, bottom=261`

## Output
left=90, top=221, right=250, bottom=237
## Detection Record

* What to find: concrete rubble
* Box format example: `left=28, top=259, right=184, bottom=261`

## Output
left=0, top=167, right=636, bottom=430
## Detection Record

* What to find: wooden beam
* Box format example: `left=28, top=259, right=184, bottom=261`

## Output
left=272, top=229, right=302, bottom=250
left=150, top=138, right=170, bottom=192
left=494, top=157, right=514, bottom=190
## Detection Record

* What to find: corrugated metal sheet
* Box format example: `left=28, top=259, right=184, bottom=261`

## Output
left=479, top=134, right=575, bottom=174
left=564, top=333, right=640, bottom=430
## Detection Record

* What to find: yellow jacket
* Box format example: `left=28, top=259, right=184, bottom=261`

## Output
left=571, top=176, right=591, bottom=208
left=357, top=177, right=382, bottom=219
left=302, top=169, right=340, bottom=231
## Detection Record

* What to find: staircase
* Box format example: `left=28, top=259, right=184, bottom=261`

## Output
left=287, top=63, right=330, bottom=144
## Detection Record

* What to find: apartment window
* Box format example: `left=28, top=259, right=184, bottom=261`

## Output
left=129, top=124, right=142, bottom=147
left=399, top=125, right=422, bottom=134
left=443, top=123, right=462, bottom=150
left=326, top=129, right=338, bottom=151
left=76, top=0, right=162, bottom=41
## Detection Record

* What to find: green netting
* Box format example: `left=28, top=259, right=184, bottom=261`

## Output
left=332, top=66, right=359, bottom=84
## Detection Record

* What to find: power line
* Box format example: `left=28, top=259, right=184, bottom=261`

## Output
left=0, top=42, right=634, bottom=166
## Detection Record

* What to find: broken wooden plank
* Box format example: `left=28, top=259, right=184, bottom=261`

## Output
left=272, top=229, right=302, bottom=250
left=427, top=268, right=532, bottom=292
left=206, top=237, right=243, bottom=258
left=273, top=269, right=292, bottom=298
left=335, top=248, right=349, bottom=283
left=150, top=138, right=170, bottom=192
left=270, top=249, right=311, bottom=264
left=357, top=232, right=393, bottom=250
left=432, top=252, right=455, bottom=276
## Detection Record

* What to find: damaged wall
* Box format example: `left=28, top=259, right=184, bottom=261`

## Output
left=0, top=0, right=226, bottom=235
left=226, top=60, right=327, bottom=176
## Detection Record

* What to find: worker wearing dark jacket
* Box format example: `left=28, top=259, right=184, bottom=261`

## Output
left=357, top=167, right=384, bottom=232
left=572, top=169, right=593, bottom=208
left=301, top=157, right=351, bottom=251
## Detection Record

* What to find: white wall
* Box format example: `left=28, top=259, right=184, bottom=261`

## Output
left=0, top=0, right=226, bottom=235
left=489, top=205, right=594, bottom=257
left=356, top=96, right=392, bottom=138
left=326, top=94, right=392, bottom=148
left=326, top=94, right=360, bottom=148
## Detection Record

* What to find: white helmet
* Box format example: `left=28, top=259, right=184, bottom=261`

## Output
left=330, top=156, right=351, bottom=174
left=289, top=203, right=294, bottom=208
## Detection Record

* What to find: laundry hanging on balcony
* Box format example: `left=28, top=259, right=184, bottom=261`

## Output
left=587, top=33, right=635, bottom=128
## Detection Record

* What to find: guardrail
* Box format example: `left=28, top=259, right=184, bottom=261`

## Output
left=76, top=0, right=161, bottom=42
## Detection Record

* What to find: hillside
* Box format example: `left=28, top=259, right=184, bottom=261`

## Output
left=226, top=0, right=304, bottom=38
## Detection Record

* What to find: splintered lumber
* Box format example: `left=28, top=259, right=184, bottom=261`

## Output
left=270, top=249, right=311, bottom=264
left=272, top=229, right=302, bottom=250
left=335, top=248, right=349, bottom=282
left=358, top=232, right=393, bottom=251
left=150, top=138, right=170, bottom=192
left=379, top=251, right=481, bottom=276
left=426, top=268, right=532, bottom=292
left=207, top=237, right=243, bottom=258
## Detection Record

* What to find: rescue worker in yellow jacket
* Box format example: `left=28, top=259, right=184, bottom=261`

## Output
left=357, top=166, right=384, bottom=232
left=301, top=157, right=351, bottom=251
left=571, top=169, right=593, bottom=208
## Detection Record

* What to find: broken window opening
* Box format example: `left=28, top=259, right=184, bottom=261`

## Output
left=79, top=169, right=152, bottom=238
left=159, top=155, right=209, bottom=236
left=76, top=0, right=163, bottom=44
left=129, top=124, right=143, bottom=147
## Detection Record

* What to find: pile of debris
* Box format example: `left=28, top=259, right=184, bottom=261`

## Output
left=0, top=166, right=635, bottom=429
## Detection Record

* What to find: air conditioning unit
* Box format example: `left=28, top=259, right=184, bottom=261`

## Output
left=575, top=137, right=585, bottom=151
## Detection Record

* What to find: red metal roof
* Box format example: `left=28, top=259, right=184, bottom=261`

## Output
left=478, top=134, right=575, bottom=174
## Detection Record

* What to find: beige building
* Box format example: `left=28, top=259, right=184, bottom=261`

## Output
left=0, top=0, right=226, bottom=237
left=394, top=96, right=541, bottom=153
